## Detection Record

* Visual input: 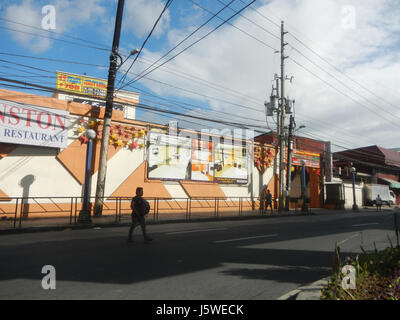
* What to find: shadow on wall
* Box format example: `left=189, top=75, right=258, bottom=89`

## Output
left=19, top=174, right=35, bottom=219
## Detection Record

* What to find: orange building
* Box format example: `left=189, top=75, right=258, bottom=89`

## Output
left=255, top=132, right=330, bottom=208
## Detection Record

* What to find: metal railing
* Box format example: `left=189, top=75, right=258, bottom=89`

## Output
left=0, top=195, right=270, bottom=230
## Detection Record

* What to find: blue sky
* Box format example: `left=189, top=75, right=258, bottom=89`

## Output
left=1, top=0, right=400, bottom=151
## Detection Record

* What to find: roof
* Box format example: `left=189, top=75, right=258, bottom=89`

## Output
left=378, top=176, right=400, bottom=189
left=254, top=131, right=327, bottom=155
left=334, top=145, right=400, bottom=169
left=377, top=146, right=400, bottom=167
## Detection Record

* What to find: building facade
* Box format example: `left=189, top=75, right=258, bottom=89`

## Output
left=333, top=145, right=400, bottom=205
left=0, top=88, right=279, bottom=219
left=255, top=132, right=329, bottom=209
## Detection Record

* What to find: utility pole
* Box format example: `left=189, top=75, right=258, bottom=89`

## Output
left=285, top=115, right=294, bottom=211
left=278, top=21, right=288, bottom=212
left=273, top=75, right=280, bottom=210
left=93, top=0, right=125, bottom=217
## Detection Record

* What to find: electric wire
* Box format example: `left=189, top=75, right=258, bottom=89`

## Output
left=116, top=0, right=174, bottom=89
left=116, top=0, right=239, bottom=92
left=117, top=0, right=256, bottom=91
left=0, top=75, right=392, bottom=163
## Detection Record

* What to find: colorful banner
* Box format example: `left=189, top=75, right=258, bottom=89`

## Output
left=292, top=149, right=320, bottom=168
left=214, top=143, right=248, bottom=184
left=148, top=131, right=192, bottom=180
left=0, top=99, right=69, bottom=149
left=147, top=130, right=248, bottom=184
left=56, top=72, right=107, bottom=98
left=191, top=139, right=214, bottom=182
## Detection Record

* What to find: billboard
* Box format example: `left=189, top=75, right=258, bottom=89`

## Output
left=292, top=150, right=320, bottom=168
left=214, top=142, right=248, bottom=184
left=191, top=139, right=214, bottom=182
left=56, top=71, right=107, bottom=98
left=147, top=129, right=248, bottom=184
left=0, top=99, right=69, bottom=149
left=148, top=131, right=192, bottom=180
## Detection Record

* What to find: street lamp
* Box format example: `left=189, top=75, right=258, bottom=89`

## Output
left=301, top=159, right=308, bottom=213
left=78, top=129, right=97, bottom=223
left=351, top=167, right=358, bottom=211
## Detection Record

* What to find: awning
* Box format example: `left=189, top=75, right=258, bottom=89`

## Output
left=378, top=177, right=400, bottom=189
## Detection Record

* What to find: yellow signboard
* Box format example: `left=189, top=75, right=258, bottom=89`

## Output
left=292, top=150, right=320, bottom=168
left=56, top=72, right=107, bottom=98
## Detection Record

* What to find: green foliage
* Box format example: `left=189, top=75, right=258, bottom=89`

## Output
left=321, top=246, right=400, bottom=300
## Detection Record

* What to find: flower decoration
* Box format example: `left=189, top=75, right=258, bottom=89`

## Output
left=129, top=141, right=139, bottom=150
left=74, top=117, right=147, bottom=149
left=254, top=145, right=274, bottom=174
left=79, top=135, right=88, bottom=144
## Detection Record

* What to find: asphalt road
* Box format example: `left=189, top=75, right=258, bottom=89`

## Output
left=0, top=209, right=397, bottom=300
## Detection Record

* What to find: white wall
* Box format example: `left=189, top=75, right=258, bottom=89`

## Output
left=343, top=183, right=363, bottom=208
left=0, top=145, right=82, bottom=201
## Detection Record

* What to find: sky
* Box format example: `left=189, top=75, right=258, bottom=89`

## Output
left=1, top=0, right=400, bottom=152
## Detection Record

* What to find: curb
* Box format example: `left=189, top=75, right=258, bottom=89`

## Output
left=0, top=211, right=316, bottom=235
left=277, top=277, right=330, bottom=300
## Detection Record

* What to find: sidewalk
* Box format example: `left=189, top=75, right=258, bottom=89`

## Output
left=0, top=208, right=339, bottom=235
left=278, top=277, right=330, bottom=300
left=1, top=206, right=389, bottom=235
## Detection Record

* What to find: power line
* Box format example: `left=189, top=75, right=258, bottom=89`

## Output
left=189, top=0, right=279, bottom=49
left=0, top=17, right=111, bottom=50
left=1, top=75, right=397, bottom=164
left=0, top=25, right=110, bottom=52
left=214, top=0, right=280, bottom=40
left=118, top=0, right=256, bottom=91
left=117, top=0, right=239, bottom=92
left=117, top=0, right=174, bottom=89
left=233, top=2, right=400, bottom=126
left=0, top=52, right=107, bottom=69
left=289, top=57, right=400, bottom=130
left=0, top=51, right=389, bottom=151
left=290, top=46, right=400, bottom=122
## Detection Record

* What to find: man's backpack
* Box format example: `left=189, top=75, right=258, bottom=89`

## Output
left=144, top=200, right=150, bottom=214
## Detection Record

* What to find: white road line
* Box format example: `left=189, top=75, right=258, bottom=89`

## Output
left=352, top=223, right=380, bottom=227
left=215, top=234, right=278, bottom=244
left=167, top=228, right=228, bottom=235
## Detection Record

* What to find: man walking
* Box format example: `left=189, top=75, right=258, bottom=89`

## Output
left=266, top=189, right=273, bottom=214
left=127, top=187, right=153, bottom=243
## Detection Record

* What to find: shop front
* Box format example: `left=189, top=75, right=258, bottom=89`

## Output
left=289, top=149, right=322, bottom=208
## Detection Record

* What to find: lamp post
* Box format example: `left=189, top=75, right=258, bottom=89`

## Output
left=351, top=167, right=358, bottom=211
left=78, top=129, right=97, bottom=223
left=301, top=159, right=308, bottom=213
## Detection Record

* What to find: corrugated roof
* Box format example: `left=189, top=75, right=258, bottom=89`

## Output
left=334, top=145, right=400, bottom=169
left=377, top=146, right=400, bottom=168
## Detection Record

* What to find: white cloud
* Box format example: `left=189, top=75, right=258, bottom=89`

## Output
left=130, top=0, right=400, bottom=150
left=5, top=0, right=52, bottom=53
left=4, top=0, right=107, bottom=53
left=124, top=0, right=170, bottom=39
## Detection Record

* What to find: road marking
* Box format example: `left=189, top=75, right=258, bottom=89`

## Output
left=337, top=233, right=361, bottom=246
left=214, top=234, right=278, bottom=244
left=352, top=223, right=379, bottom=227
left=167, top=228, right=228, bottom=235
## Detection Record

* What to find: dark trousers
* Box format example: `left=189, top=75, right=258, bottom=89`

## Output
left=128, top=214, right=148, bottom=239
left=266, top=201, right=273, bottom=213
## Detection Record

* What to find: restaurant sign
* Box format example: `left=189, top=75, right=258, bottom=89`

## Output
left=0, top=99, right=69, bottom=149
